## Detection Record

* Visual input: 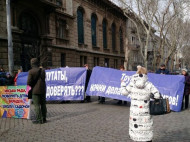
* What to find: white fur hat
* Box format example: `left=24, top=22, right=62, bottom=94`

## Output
left=182, top=68, right=188, bottom=72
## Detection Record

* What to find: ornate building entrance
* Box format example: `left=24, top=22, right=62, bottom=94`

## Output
left=18, top=12, right=40, bottom=71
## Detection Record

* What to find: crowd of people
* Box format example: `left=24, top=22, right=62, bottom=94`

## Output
left=0, top=68, right=22, bottom=86
left=1, top=62, right=189, bottom=116
left=1, top=60, right=190, bottom=142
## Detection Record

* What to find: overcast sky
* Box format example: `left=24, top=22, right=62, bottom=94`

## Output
left=110, top=0, right=190, bottom=20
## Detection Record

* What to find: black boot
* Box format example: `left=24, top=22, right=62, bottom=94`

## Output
left=117, top=100, right=122, bottom=105
left=32, top=120, right=42, bottom=124
left=43, top=118, right=47, bottom=123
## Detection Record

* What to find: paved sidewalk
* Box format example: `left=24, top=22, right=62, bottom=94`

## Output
left=0, top=98, right=190, bottom=142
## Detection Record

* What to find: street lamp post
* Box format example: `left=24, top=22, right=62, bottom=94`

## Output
left=6, top=0, right=14, bottom=76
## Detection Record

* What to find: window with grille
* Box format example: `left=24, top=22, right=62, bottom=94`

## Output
left=102, top=19, right=107, bottom=49
left=112, top=23, right=116, bottom=51
left=77, top=8, right=84, bottom=44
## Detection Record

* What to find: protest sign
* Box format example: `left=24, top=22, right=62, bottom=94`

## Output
left=17, top=68, right=87, bottom=101
left=0, top=85, right=31, bottom=119
left=46, top=67, right=86, bottom=101
left=86, top=66, right=185, bottom=112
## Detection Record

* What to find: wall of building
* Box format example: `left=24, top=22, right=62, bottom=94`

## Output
left=50, top=0, right=126, bottom=69
left=0, top=0, right=126, bottom=72
left=0, top=0, right=8, bottom=70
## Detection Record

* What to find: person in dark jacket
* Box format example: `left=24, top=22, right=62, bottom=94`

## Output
left=27, top=58, right=47, bottom=124
left=84, top=64, right=92, bottom=102
left=5, top=72, right=14, bottom=85
left=181, top=68, right=190, bottom=110
left=0, top=72, right=6, bottom=86
left=156, top=64, right=169, bottom=74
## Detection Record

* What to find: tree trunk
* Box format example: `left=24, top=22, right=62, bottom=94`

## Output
left=144, top=31, right=150, bottom=69
left=124, top=37, right=129, bottom=70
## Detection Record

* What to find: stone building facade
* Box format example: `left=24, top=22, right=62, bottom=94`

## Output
left=0, top=0, right=126, bottom=72
left=126, top=18, right=158, bottom=71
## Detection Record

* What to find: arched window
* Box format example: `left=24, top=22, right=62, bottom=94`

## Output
left=119, top=27, right=124, bottom=52
left=77, top=8, right=84, bottom=44
left=91, top=14, right=97, bottom=46
left=111, top=23, right=116, bottom=51
left=102, top=19, right=107, bottom=49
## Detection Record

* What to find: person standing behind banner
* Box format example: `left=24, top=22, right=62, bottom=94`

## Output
left=156, top=64, right=169, bottom=74
left=0, top=68, right=5, bottom=72
left=84, top=64, right=92, bottom=102
left=0, top=71, right=6, bottom=86
left=5, top=72, right=14, bottom=86
left=14, top=69, right=22, bottom=86
left=121, top=66, right=160, bottom=142
left=27, top=58, right=47, bottom=124
left=181, top=68, right=190, bottom=110
left=117, top=65, right=127, bottom=105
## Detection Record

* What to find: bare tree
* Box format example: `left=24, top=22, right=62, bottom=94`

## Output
left=114, top=0, right=190, bottom=71
left=118, top=0, right=158, bottom=69
left=153, top=0, right=188, bottom=70
left=177, top=21, right=190, bottom=69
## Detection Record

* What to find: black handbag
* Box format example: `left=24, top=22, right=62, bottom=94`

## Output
left=28, top=88, right=33, bottom=99
left=150, top=96, right=170, bottom=115
left=28, top=69, right=41, bottom=99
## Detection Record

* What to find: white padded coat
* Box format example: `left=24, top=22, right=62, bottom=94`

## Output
left=121, top=74, right=160, bottom=142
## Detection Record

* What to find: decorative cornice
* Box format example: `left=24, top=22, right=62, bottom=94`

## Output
left=51, top=44, right=125, bottom=58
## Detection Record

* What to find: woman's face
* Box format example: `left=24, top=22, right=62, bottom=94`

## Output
left=182, top=70, right=186, bottom=75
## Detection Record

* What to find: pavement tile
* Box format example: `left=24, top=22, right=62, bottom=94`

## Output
left=0, top=98, right=190, bottom=142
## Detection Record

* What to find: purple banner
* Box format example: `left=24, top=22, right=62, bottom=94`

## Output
left=86, top=66, right=185, bottom=112
left=17, top=68, right=87, bottom=101
left=45, top=67, right=86, bottom=101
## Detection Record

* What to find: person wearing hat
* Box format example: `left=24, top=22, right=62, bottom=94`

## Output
left=27, top=58, right=47, bottom=124
left=181, top=68, right=190, bottom=110
left=156, top=64, right=169, bottom=74
left=121, top=66, right=160, bottom=142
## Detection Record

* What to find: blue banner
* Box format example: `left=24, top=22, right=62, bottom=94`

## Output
left=46, top=67, right=86, bottom=101
left=86, top=66, right=185, bottom=112
left=17, top=68, right=87, bottom=101
left=16, top=72, right=28, bottom=85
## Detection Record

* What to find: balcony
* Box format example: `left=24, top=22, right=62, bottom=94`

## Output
left=39, top=0, right=62, bottom=8
left=128, top=44, right=140, bottom=51
left=92, top=46, right=100, bottom=51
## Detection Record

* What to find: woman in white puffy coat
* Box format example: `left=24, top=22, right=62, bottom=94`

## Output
left=121, top=66, right=160, bottom=142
